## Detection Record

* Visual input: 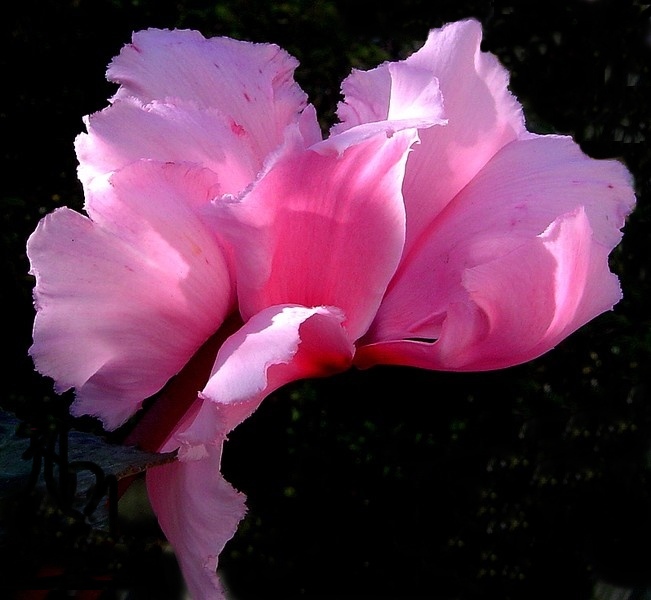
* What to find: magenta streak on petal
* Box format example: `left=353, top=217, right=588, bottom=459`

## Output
left=215, top=129, right=416, bottom=342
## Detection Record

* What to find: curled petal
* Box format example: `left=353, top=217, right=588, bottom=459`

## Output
left=107, top=29, right=310, bottom=160
left=358, top=135, right=635, bottom=371
left=335, top=62, right=445, bottom=127
left=216, top=130, right=416, bottom=341
left=146, top=304, right=354, bottom=598
left=147, top=445, right=246, bottom=600
left=174, top=304, right=355, bottom=454
left=327, top=62, right=446, bottom=154
left=28, top=162, right=233, bottom=429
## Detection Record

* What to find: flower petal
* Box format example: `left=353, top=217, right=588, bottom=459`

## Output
left=402, top=19, right=527, bottom=250
left=107, top=28, right=310, bottom=160
left=124, top=315, right=244, bottom=454
left=174, top=304, right=355, bottom=454
left=76, top=98, right=268, bottom=195
left=327, top=61, right=446, bottom=154
left=335, top=61, right=445, bottom=127
left=334, top=19, right=526, bottom=252
left=147, top=305, right=354, bottom=597
left=357, top=135, right=635, bottom=371
left=28, top=161, right=233, bottom=429
left=216, top=130, right=416, bottom=341
left=146, top=445, right=246, bottom=600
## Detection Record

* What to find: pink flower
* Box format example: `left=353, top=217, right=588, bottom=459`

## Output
left=27, top=19, right=634, bottom=599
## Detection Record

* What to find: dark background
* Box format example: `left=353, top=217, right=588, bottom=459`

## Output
left=2, top=1, right=650, bottom=598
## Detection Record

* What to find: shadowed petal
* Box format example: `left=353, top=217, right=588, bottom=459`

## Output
left=146, top=445, right=246, bottom=600
left=28, top=162, right=233, bottom=429
left=357, top=135, right=635, bottom=371
left=124, top=315, right=244, bottom=454
left=147, top=305, right=354, bottom=599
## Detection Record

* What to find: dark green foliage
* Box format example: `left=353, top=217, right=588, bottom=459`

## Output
left=2, top=1, right=650, bottom=598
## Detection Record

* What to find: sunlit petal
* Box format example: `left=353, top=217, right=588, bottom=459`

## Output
left=358, top=135, right=634, bottom=371
left=28, top=162, right=232, bottom=429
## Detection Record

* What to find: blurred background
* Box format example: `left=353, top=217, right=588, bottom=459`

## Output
left=2, top=0, right=650, bottom=598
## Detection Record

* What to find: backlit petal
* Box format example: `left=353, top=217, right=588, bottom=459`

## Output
left=28, top=162, right=232, bottom=429
left=76, top=99, right=265, bottom=195
left=328, top=62, right=446, bottom=154
left=107, top=29, right=310, bottom=161
left=334, top=19, right=526, bottom=253
left=357, top=135, right=634, bottom=371
left=403, top=19, right=527, bottom=251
